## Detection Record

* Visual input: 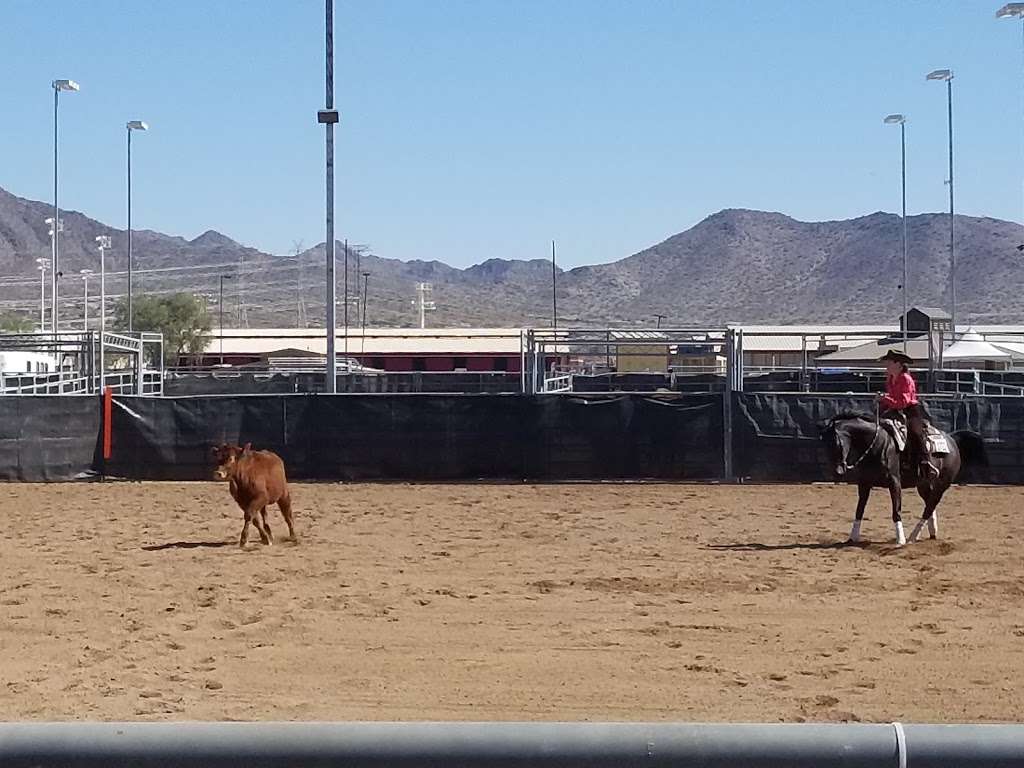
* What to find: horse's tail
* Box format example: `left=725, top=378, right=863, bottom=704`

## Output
left=951, top=430, right=988, bottom=484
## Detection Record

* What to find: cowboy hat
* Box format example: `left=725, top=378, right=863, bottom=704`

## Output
left=880, top=349, right=914, bottom=365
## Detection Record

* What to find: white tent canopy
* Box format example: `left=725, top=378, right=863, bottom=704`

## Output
left=990, top=341, right=1024, bottom=360
left=942, top=328, right=1011, bottom=361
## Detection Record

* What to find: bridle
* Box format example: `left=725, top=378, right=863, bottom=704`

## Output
left=836, top=402, right=881, bottom=472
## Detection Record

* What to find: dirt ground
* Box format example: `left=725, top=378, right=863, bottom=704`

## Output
left=1, top=481, right=1022, bottom=723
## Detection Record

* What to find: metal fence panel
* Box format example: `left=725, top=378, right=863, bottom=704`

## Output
left=2, top=722, right=1023, bottom=768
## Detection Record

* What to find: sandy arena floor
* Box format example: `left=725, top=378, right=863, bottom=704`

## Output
left=0, top=481, right=1022, bottom=722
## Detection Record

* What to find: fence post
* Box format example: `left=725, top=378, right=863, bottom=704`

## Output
left=520, top=330, right=526, bottom=394
left=723, top=329, right=735, bottom=481
left=135, top=334, right=144, bottom=396
left=800, top=334, right=808, bottom=392
left=85, top=331, right=95, bottom=394
left=927, top=330, right=936, bottom=393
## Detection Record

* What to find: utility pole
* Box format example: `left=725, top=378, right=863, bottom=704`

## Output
left=551, top=240, right=558, bottom=330
left=343, top=239, right=349, bottom=355
left=293, top=240, right=306, bottom=327
left=415, top=282, right=436, bottom=329
left=219, top=274, right=234, bottom=363
left=360, top=271, right=370, bottom=355
left=80, top=269, right=94, bottom=330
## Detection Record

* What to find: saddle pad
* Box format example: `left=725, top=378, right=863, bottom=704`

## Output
left=881, top=419, right=907, bottom=452
left=927, top=429, right=950, bottom=455
left=881, top=419, right=948, bottom=455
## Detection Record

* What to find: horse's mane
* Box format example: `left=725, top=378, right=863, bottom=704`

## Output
left=827, top=410, right=873, bottom=424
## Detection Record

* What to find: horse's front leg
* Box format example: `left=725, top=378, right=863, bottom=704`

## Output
left=849, top=482, right=871, bottom=543
left=888, top=477, right=905, bottom=546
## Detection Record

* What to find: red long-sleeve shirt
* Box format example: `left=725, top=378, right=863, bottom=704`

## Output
left=880, top=371, right=919, bottom=410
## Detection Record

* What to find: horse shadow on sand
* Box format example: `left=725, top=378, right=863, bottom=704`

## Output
left=706, top=540, right=874, bottom=553
left=707, top=540, right=917, bottom=556
left=141, top=540, right=235, bottom=552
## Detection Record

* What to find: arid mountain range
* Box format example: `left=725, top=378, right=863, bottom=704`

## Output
left=2, top=184, right=1023, bottom=328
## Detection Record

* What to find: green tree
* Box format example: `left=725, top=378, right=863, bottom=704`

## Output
left=113, top=293, right=211, bottom=365
left=0, top=311, right=36, bottom=333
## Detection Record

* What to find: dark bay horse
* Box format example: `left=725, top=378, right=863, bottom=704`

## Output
left=820, top=410, right=987, bottom=545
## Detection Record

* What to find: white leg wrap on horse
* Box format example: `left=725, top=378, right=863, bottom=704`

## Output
left=928, top=514, right=938, bottom=539
left=895, top=521, right=906, bottom=546
left=849, top=520, right=862, bottom=543
left=909, top=520, right=925, bottom=543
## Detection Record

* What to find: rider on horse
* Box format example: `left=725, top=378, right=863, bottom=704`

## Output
left=877, top=349, right=938, bottom=480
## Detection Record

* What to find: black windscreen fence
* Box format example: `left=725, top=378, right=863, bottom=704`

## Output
left=0, top=396, right=101, bottom=481
left=103, top=393, right=724, bottom=481
left=2, top=392, right=1020, bottom=483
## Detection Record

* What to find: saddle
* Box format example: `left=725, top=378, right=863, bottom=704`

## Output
left=880, top=417, right=950, bottom=456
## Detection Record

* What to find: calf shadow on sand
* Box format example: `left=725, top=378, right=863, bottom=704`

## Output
left=707, top=540, right=871, bottom=553
left=141, top=541, right=235, bottom=552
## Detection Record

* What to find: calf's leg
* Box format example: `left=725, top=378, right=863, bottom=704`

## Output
left=258, top=507, right=273, bottom=545
left=279, top=493, right=297, bottom=542
left=240, top=496, right=268, bottom=548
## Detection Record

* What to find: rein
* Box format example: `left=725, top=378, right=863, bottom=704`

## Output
left=840, top=401, right=882, bottom=472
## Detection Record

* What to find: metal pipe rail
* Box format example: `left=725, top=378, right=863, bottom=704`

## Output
left=1, top=722, right=1023, bottom=768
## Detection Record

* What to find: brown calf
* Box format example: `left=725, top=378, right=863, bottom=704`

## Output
left=211, top=443, right=296, bottom=547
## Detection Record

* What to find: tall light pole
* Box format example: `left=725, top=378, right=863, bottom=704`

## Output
left=219, top=274, right=234, bottom=362
left=51, top=78, right=79, bottom=334
left=35, top=258, right=48, bottom=331
left=926, top=69, right=956, bottom=332
left=884, top=114, right=909, bottom=350
left=80, top=269, right=94, bottom=330
left=96, top=235, right=111, bottom=390
left=997, top=4, right=1024, bottom=248
left=317, top=0, right=340, bottom=393
left=126, top=120, right=148, bottom=333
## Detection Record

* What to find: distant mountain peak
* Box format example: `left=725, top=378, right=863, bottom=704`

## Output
left=190, top=230, right=237, bottom=248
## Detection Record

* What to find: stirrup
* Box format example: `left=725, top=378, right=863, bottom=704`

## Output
left=919, top=461, right=939, bottom=479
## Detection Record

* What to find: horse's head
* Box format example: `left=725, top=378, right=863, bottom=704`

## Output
left=820, top=418, right=850, bottom=477
left=820, top=412, right=872, bottom=478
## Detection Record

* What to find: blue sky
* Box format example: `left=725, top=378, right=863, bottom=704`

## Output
left=4, top=1, right=1024, bottom=268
